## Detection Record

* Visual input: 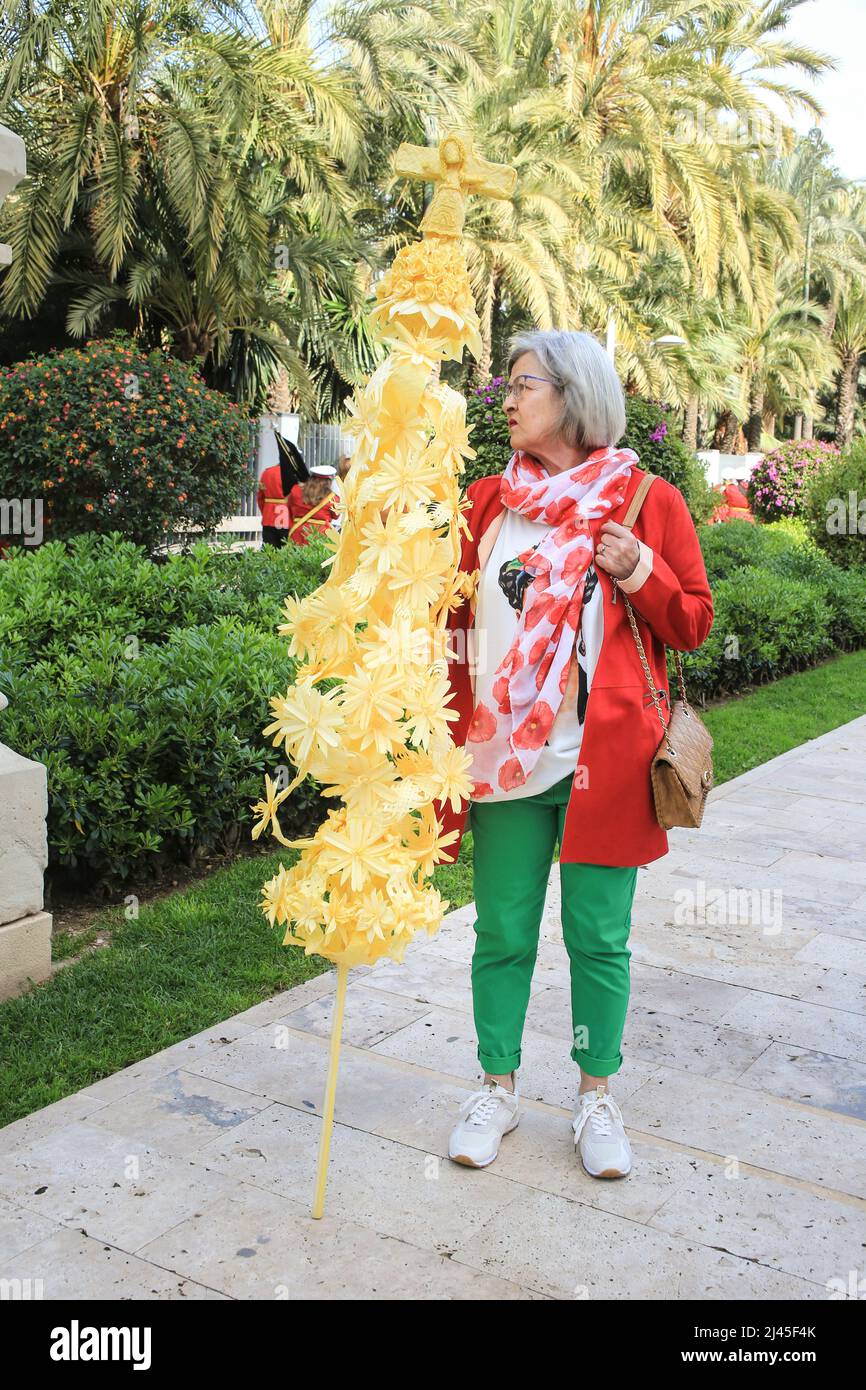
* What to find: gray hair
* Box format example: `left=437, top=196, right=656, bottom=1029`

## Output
left=506, top=329, right=627, bottom=449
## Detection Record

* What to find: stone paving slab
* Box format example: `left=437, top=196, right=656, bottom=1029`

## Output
left=1, top=716, right=865, bottom=1300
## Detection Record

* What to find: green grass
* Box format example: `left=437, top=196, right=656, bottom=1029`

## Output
left=0, top=840, right=476, bottom=1128
left=701, top=647, right=866, bottom=782
left=0, top=852, right=316, bottom=1126
left=1, top=646, right=864, bottom=1127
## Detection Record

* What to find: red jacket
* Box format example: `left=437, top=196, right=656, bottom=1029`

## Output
left=287, top=483, right=337, bottom=545
left=434, top=468, right=714, bottom=868
left=256, top=463, right=291, bottom=529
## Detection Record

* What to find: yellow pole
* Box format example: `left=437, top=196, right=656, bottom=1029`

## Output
left=311, top=961, right=349, bottom=1219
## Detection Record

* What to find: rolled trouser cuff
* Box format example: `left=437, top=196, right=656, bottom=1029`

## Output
left=478, top=1046, right=521, bottom=1074
left=571, top=1044, right=622, bottom=1076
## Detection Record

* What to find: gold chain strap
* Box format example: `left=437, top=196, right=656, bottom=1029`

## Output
left=617, top=583, right=691, bottom=754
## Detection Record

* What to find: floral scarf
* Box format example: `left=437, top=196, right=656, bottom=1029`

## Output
left=467, top=444, right=639, bottom=797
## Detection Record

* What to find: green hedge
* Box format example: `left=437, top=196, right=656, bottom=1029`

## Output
left=2, top=518, right=864, bottom=893
left=802, top=441, right=866, bottom=570
left=684, top=519, right=866, bottom=699
left=0, top=534, right=330, bottom=893
left=0, top=531, right=327, bottom=668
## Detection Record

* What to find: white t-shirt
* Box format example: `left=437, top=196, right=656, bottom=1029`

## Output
left=469, top=506, right=604, bottom=802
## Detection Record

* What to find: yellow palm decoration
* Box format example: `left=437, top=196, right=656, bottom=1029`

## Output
left=253, top=131, right=517, bottom=1218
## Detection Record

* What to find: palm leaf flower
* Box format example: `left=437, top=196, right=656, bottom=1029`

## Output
left=254, top=131, right=517, bottom=1217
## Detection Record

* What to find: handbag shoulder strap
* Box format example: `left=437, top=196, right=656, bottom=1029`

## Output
left=613, top=471, right=691, bottom=723
left=620, top=471, right=656, bottom=530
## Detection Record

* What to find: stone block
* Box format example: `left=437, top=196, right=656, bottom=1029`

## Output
left=0, top=910, right=52, bottom=1000
left=0, top=743, right=48, bottom=925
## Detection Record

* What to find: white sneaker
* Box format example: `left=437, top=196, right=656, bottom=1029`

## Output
left=448, top=1073, right=520, bottom=1168
left=572, top=1084, right=632, bottom=1178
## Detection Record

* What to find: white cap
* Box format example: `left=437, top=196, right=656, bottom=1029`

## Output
left=310, top=464, right=337, bottom=477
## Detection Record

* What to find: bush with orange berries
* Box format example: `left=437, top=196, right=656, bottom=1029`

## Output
left=0, top=332, right=253, bottom=551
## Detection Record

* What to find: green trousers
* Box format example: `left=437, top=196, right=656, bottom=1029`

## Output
left=468, top=771, right=639, bottom=1077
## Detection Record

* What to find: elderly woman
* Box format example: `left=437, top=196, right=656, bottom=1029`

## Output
left=437, top=329, right=713, bottom=1179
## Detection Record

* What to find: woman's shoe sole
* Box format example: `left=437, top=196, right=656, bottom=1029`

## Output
left=575, top=1144, right=631, bottom=1179
left=450, top=1151, right=496, bottom=1167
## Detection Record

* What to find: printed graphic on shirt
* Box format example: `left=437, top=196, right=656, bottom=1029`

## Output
left=497, top=552, right=535, bottom=615
left=574, top=564, right=599, bottom=725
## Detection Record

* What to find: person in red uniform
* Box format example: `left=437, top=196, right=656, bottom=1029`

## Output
left=709, top=477, right=755, bottom=524
left=257, top=434, right=304, bottom=547
left=257, top=448, right=338, bottom=547
left=286, top=465, right=339, bottom=545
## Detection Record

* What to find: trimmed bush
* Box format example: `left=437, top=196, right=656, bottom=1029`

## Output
left=0, top=534, right=331, bottom=893
left=745, top=439, right=839, bottom=522
left=681, top=566, right=834, bottom=699
left=802, top=441, right=866, bottom=570
left=0, top=333, right=253, bottom=551
left=683, top=518, right=866, bottom=699
left=2, top=513, right=864, bottom=891
left=0, top=531, right=327, bottom=671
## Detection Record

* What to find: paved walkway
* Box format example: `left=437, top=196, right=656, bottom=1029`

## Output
left=1, top=718, right=865, bottom=1300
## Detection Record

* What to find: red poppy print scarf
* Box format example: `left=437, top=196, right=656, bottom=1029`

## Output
left=467, top=444, right=638, bottom=797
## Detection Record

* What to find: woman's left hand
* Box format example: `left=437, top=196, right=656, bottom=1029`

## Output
left=594, top=521, right=640, bottom=580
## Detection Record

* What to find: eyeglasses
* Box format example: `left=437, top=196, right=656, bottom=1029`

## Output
left=503, top=374, right=560, bottom=402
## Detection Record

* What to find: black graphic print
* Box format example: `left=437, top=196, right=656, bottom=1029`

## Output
left=498, top=552, right=535, bottom=615
left=575, top=566, right=599, bottom=726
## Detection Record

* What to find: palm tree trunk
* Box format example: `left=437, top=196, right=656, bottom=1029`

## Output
left=746, top=380, right=764, bottom=451
left=683, top=394, right=699, bottom=451
left=712, top=410, right=740, bottom=451
left=799, top=305, right=836, bottom=442
left=268, top=367, right=294, bottom=414
left=793, top=413, right=803, bottom=440
left=823, top=302, right=838, bottom=342
left=836, top=351, right=859, bottom=448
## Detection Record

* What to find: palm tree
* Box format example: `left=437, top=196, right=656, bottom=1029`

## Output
left=833, top=288, right=866, bottom=448
left=746, top=293, right=833, bottom=448
left=375, top=0, right=594, bottom=384
left=445, top=0, right=831, bottom=386
left=0, top=0, right=376, bottom=406
left=767, top=134, right=866, bottom=438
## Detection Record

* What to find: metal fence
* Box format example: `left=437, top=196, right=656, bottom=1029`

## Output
left=297, top=421, right=354, bottom=472
left=233, top=419, right=262, bottom=521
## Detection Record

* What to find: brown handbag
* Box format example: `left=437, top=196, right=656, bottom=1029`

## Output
left=611, top=473, right=715, bottom=830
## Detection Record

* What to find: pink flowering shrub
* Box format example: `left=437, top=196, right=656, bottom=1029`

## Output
left=746, top=440, right=839, bottom=522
